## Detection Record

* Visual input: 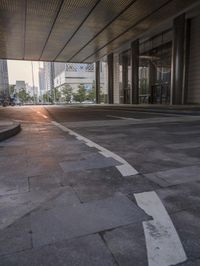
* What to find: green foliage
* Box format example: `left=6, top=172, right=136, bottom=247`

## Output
left=43, top=92, right=52, bottom=103
left=9, top=85, right=15, bottom=95
left=73, top=84, right=87, bottom=103
left=61, top=84, right=73, bottom=103
left=54, top=88, right=61, bottom=102
left=16, top=88, right=31, bottom=103
left=86, top=81, right=96, bottom=102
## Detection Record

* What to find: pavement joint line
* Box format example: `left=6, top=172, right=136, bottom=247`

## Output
left=51, top=120, right=138, bottom=177
left=134, top=191, right=187, bottom=266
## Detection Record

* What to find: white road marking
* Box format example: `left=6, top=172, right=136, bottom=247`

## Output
left=134, top=191, right=187, bottom=266
left=107, top=115, right=140, bottom=121
left=51, top=120, right=138, bottom=177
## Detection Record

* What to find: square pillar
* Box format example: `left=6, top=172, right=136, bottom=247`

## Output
left=171, top=14, right=186, bottom=105
left=131, top=40, right=139, bottom=104
left=95, top=61, right=100, bottom=104
left=107, top=53, right=114, bottom=104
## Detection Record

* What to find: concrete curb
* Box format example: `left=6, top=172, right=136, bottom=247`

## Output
left=0, top=123, right=21, bottom=141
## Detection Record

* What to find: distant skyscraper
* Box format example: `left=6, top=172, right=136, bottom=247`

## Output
left=38, top=67, right=45, bottom=96
left=0, top=60, right=9, bottom=97
left=44, top=62, right=55, bottom=93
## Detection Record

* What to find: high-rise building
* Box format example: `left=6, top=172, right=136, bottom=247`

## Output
left=44, top=62, right=55, bottom=94
left=0, top=60, right=9, bottom=97
left=38, top=67, right=45, bottom=97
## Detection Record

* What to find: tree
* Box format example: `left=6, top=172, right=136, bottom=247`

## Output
left=86, top=81, right=96, bottom=102
left=43, top=91, right=52, bottom=103
left=16, top=88, right=31, bottom=103
left=73, top=84, right=86, bottom=103
left=54, top=88, right=61, bottom=102
left=9, top=85, right=15, bottom=96
left=62, top=84, right=73, bottom=103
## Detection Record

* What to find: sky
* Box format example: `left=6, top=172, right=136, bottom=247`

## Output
left=7, top=60, right=43, bottom=88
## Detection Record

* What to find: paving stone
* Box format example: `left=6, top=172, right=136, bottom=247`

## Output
left=103, top=223, right=148, bottom=266
left=145, top=166, right=200, bottom=187
left=0, top=216, right=31, bottom=256
left=30, top=194, right=149, bottom=247
left=29, top=174, right=61, bottom=191
left=0, top=177, right=28, bottom=196
left=40, top=186, right=80, bottom=210
left=59, top=154, right=119, bottom=173
left=0, top=234, right=115, bottom=266
left=156, top=181, right=200, bottom=213
left=65, top=167, right=158, bottom=203
left=0, top=187, right=66, bottom=230
left=171, top=207, right=200, bottom=260
left=178, top=258, right=200, bottom=265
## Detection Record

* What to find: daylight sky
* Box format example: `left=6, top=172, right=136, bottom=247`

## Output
left=7, top=60, right=43, bottom=87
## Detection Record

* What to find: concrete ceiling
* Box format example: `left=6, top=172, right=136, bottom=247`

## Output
left=0, top=0, right=199, bottom=63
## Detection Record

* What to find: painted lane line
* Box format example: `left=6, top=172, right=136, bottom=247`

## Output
left=51, top=120, right=138, bottom=177
left=134, top=191, right=187, bottom=266
left=107, top=115, right=140, bottom=121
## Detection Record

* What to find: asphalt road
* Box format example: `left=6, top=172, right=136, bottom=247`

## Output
left=0, top=105, right=200, bottom=266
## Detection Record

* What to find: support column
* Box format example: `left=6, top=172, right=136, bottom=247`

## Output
left=108, top=53, right=114, bottom=104
left=95, top=61, right=100, bottom=104
left=131, top=40, right=139, bottom=104
left=171, top=14, right=186, bottom=105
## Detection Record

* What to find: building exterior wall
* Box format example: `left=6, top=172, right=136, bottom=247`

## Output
left=187, top=14, right=200, bottom=103
left=0, top=60, right=9, bottom=97
left=15, top=80, right=26, bottom=93
left=54, top=63, right=95, bottom=92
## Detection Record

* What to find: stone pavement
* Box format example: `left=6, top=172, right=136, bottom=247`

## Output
left=0, top=106, right=200, bottom=265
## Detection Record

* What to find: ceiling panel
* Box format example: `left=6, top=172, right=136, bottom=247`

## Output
left=70, top=0, right=169, bottom=62
left=85, top=0, right=200, bottom=63
left=0, top=0, right=199, bottom=62
left=40, top=0, right=98, bottom=61
left=55, top=0, right=134, bottom=62
left=24, top=0, right=62, bottom=60
left=0, top=0, right=25, bottom=60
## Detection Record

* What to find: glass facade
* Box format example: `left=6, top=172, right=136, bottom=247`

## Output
left=110, top=30, right=173, bottom=105
left=119, top=50, right=131, bottom=104
left=139, top=31, right=172, bottom=104
left=98, top=30, right=173, bottom=105
left=139, top=43, right=172, bottom=104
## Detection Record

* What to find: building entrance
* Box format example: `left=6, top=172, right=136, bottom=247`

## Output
left=139, top=40, right=172, bottom=104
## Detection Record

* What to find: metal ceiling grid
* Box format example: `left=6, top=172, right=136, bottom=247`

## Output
left=71, top=0, right=169, bottom=63
left=0, top=0, right=25, bottom=59
left=86, top=0, right=200, bottom=63
left=40, top=0, right=98, bottom=61
left=24, top=0, right=62, bottom=60
left=56, top=0, right=134, bottom=62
